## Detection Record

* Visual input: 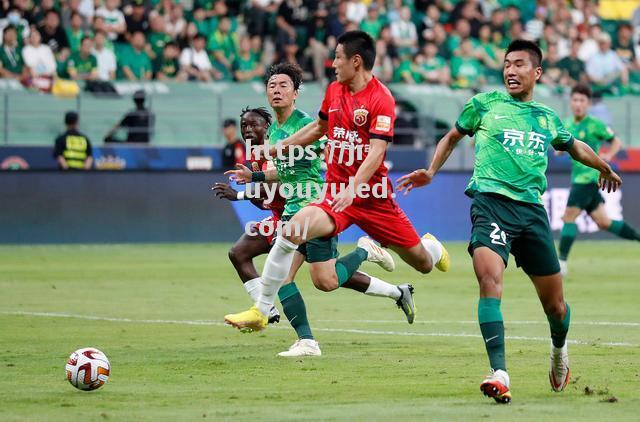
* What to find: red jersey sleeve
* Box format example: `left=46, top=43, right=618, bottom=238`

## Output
left=368, top=91, right=395, bottom=143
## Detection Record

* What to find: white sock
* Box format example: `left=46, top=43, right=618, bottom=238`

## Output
left=365, top=276, right=401, bottom=300
left=257, top=236, right=298, bottom=315
left=243, top=277, right=262, bottom=303
left=421, top=237, right=443, bottom=265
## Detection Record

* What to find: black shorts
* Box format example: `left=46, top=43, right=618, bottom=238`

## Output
left=468, top=193, right=560, bottom=276
left=280, top=215, right=339, bottom=263
left=567, top=183, right=605, bottom=213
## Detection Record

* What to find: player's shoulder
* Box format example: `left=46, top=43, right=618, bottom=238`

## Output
left=326, top=81, right=343, bottom=96
left=529, top=99, right=562, bottom=119
left=292, top=108, right=314, bottom=126
left=585, top=114, right=606, bottom=127
left=467, top=91, right=511, bottom=109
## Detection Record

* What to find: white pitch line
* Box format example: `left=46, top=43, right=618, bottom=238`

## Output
left=318, top=319, right=640, bottom=327
left=2, top=310, right=638, bottom=348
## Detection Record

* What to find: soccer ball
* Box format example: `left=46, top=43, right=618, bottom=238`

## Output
left=65, top=347, right=110, bottom=391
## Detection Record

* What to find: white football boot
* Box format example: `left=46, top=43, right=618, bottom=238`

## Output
left=480, top=369, right=511, bottom=403
left=357, top=236, right=395, bottom=272
left=549, top=341, right=570, bottom=392
left=277, top=339, right=322, bottom=357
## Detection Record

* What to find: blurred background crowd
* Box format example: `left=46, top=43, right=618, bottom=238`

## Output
left=1, top=0, right=640, bottom=96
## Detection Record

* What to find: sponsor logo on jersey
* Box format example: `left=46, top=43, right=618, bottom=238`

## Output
left=353, top=107, right=369, bottom=126
left=375, top=115, right=391, bottom=132
left=537, top=116, right=548, bottom=129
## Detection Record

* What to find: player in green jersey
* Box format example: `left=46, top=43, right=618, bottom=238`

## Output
left=557, top=84, right=640, bottom=277
left=224, top=63, right=418, bottom=341
left=397, top=40, right=622, bottom=403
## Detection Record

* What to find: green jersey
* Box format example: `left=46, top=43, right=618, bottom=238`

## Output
left=267, top=109, right=324, bottom=217
left=456, top=91, right=574, bottom=204
left=564, top=115, right=615, bottom=184
left=67, top=52, right=97, bottom=77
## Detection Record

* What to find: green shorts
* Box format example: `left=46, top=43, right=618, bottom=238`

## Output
left=280, top=215, right=339, bottom=263
left=567, top=183, right=604, bottom=213
left=468, top=193, right=560, bottom=276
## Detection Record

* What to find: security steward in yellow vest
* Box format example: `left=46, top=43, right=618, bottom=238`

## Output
left=54, top=111, right=93, bottom=170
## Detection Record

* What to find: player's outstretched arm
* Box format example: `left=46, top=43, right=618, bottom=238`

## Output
left=568, top=139, right=622, bottom=192
left=275, top=118, right=328, bottom=154
left=212, top=182, right=270, bottom=210
left=224, top=163, right=278, bottom=184
left=331, top=138, right=387, bottom=213
left=396, top=127, right=466, bottom=195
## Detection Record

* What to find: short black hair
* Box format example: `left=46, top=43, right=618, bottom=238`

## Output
left=194, top=33, right=206, bottom=41
left=336, top=30, right=376, bottom=70
left=65, top=111, right=78, bottom=125
left=264, top=62, right=303, bottom=91
left=506, top=39, right=542, bottom=67
left=223, top=118, right=237, bottom=128
left=571, top=83, right=592, bottom=99
left=165, top=41, right=178, bottom=49
left=81, top=35, right=92, bottom=44
left=240, top=106, right=272, bottom=127
left=3, top=25, right=16, bottom=36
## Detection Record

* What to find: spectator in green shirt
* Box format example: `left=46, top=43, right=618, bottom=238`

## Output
left=450, top=38, right=485, bottom=89
left=557, top=41, right=587, bottom=88
left=118, top=31, right=151, bottom=80
left=0, top=25, right=25, bottom=79
left=208, top=16, right=238, bottom=80
left=420, top=41, right=450, bottom=85
left=153, top=41, right=185, bottom=81
left=360, top=4, right=383, bottom=39
left=67, top=36, right=98, bottom=80
left=146, top=14, right=171, bottom=62
left=66, top=12, right=86, bottom=54
left=233, top=35, right=264, bottom=82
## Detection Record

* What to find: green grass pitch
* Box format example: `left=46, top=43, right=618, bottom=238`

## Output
left=1, top=242, right=639, bottom=421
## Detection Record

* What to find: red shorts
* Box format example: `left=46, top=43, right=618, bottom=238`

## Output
left=310, top=196, right=421, bottom=249
left=251, top=216, right=278, bottom=245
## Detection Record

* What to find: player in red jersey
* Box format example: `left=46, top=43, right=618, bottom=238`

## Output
left=224, top=31, right=450, bottom=332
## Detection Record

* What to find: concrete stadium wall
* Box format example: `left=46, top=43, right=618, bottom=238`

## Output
left=2, top=172, right=640, bottom=244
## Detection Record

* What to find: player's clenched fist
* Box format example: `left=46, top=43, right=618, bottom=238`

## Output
left=396, top=169, right=434, bottom=195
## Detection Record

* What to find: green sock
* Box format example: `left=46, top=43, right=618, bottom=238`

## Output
left=478, top=298, right=506, bottom=371
left=558, top=222, right=577, bottom=260
left=278, top=282, right=313, bottom=340
left=335, top=247, right=368, bottom=287
left=547, top=303, right=571, bottom=348
left=608, top=220, right=640, bottom=241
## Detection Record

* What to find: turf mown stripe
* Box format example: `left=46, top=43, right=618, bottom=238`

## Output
left=2, top=310, right=637, bottom=348
left=317, top=319, right=640, bottom=327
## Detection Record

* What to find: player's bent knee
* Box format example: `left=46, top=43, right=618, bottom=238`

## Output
left=543, top=301, right=566, bottom=321
left=595, top=220, right=611, bottom=231
left=477, top=274, right=503, bottom=296
left=310, top=273, right=339, bottom=292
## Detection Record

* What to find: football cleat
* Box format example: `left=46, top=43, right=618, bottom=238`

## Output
left=396, top=284, right=416, bottom=324
left=357, top=236, right=395, bottom=272
left=277, top=339, right=322, bottom=357
left=422, top=233, right=450, bottom=272
left=224, top=305, right=268, bottom=332
left=240, top=306, right=281, bottom=333
left=559, top=260, right=568, bottom=278
left=480, top=369, right=512, bottom=404
left=268, top=306, right=280, bottom=324
left=549, top=341, right=570, bottom=392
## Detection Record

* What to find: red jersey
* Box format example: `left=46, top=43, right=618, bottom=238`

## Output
left=319, top=77, right=396, bottom=193
left=258, top=160, right=285, bottom=220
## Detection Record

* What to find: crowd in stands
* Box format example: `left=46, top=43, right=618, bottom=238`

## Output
left=0, top=0, right=640, bottom=95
